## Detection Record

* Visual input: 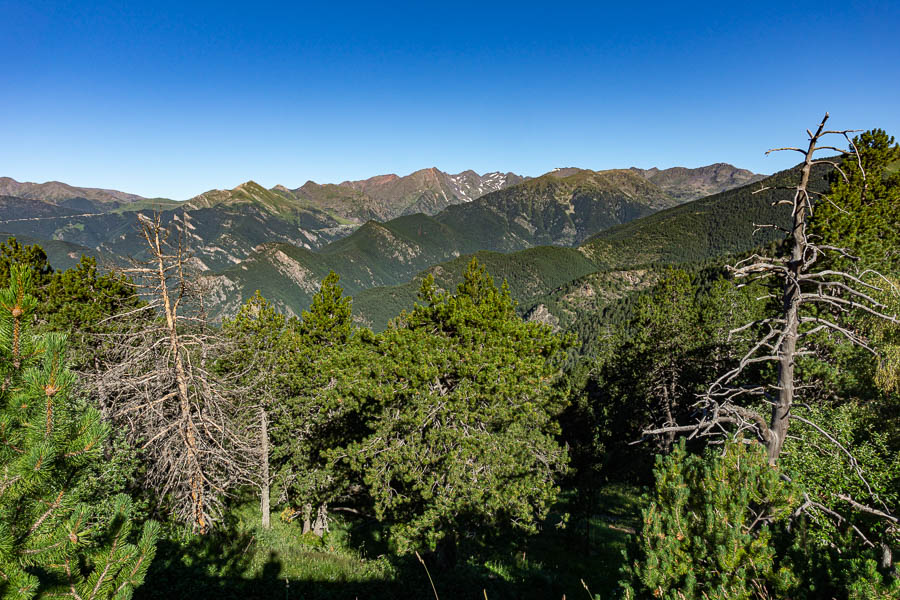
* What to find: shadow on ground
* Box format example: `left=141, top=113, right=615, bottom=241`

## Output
left=134, top=489, right=641, bottom=600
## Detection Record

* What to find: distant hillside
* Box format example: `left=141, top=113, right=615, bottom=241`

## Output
left=629, top=163, right=766, bottom=202
left=199, top=168, right=682, bottom=319
left=580, top=163, right=831, bottom=269
left=0, top=176, right=146, bottom=208
left=0, top=231, right=121, bottom=272
left=184, top=180, right=362, bottom=232
left=285, top=181, right=389, bottom=223
left=522, top=268, right=665, bottom=330
left=184, top=169, right=528, bottom=226
left=2, top=162, right=761, bottom=277
left=350, top=162, right=831, bottom=330
left=4, top=161, right=775, bottom=328
left=322, top=167, right=679, bottom=263
left=0, top=198, right=353, bottom=272
left=434, top=168, right=678, bottom=249
left=0, top=196, right=84, bottom=220
left=0, top=197, right=136, bottom=249
left=351, top=246, right=600, bottom=329
left=888, top=158, right=900, bottom=175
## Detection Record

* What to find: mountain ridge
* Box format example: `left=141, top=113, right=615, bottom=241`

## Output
left=629, top=163, right=765, bottom=201
left=4, top=162, right=773, bottom=325
left=194, top=168, right=688, bottom=319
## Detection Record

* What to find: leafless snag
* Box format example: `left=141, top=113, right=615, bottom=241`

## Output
left=88, top=213, right=256, bottom=533
left=641, top=114, right=900, bottom=555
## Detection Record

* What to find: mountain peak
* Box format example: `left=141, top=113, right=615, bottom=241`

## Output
left=544, top=167, right=585, bottom=178
left=629, top=163, right=766, bottom=202
left=234, top=180, right=265, bottom=192
left=0, top=176, right=147, bottom=205
left=340, top=173, right=400, bottom=188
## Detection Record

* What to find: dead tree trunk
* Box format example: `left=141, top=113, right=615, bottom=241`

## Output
left=90, top=213, right=255, bottom=533
left=768, top=118, right=821, bottom=464
left=312, top=503, right=329, bottom=537
left=643, top=114, right=897, bottom=462
left=640, top=114, right=900, bottom=547
left=301, top=503, right=314, bottom=534
left=147, top=221, right=208, bottom=532
left=260, top=405, right=271, bottom=529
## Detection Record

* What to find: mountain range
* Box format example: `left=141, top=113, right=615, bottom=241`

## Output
left=1, top=162, right=779, bottom=328
left=353, top=162, right=829, bottom=330
left=0, top=168, right=531, bottom=270
left=628, top=163, right=765, bottom=202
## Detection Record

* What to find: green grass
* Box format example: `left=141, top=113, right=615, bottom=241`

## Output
left=323, top=211, right=356, bottom=225
left=136, top=504, right=397, bottom=600
left=227, top=504, right=395, bottom=583
left=136, top=485, right=643, bottom=600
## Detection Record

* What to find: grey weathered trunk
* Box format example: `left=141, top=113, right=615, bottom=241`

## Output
left=302, top=504, right=312, bottom=535
left=768, top=128, right=816, bottom=466
left=260, top=406, right=270, bottom=529
left=152, top=224, right=206, bottom=533
left=882, top=541, right=893, bottom=572
left=312, top=504, right=329, bottom=537
left=301, top=503, right=329, bottom=537
left=662, top=379, right=676, bottom=452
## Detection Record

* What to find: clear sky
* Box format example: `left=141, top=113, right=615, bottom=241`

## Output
left=2, top=0, right=899, bottom=199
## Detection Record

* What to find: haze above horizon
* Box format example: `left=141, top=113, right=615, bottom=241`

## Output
left=2, top=0, right=899, bottom=199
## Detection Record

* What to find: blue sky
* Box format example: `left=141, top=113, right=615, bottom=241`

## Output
left=2, top=0, right=899, bottom=199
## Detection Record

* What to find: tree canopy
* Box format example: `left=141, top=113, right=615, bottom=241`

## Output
left=0, top=265, right=158, bottom=599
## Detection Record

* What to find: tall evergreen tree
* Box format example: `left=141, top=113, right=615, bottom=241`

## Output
left=298, top=271, right=353, bottom=346
left=221, top=291, right=288, bottom=529
left=811, top=129, right=900, bottom=274
left=273, top=272, right=357, bottom=536
left=317, top=259, right=570, bottom=556
left=0, top=265, right=157, bottom=599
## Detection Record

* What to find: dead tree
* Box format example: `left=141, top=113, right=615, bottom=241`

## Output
left=90, top=213, right=255, bottom=533
left=642, top=114, right=900, bottom=559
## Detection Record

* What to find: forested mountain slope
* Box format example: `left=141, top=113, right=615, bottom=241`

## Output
left=2, top=163, right=777, bottom=325
left=579, top=162, right=831, bottom=268
left=349, top=162, right=831, bottom=330
left=198, top=169, right=684, bottom=318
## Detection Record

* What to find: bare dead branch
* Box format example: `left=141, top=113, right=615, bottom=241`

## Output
left=85, top=213, right=258, bottom=533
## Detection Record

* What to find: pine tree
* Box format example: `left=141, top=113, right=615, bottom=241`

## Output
left=0, top=238, right=52, bottom=290
left=811, top=129, right=900, bottom=274
left=317, top=259, right=570, bottom=556
left=298, top=271, right=352, bottom=346
left=620, top=440, right=798, bottom=600
left=221, top=290, right=288, bottom=529
left=0, top=265, right=158, bottom=599
left=273, top=272, right=357, bottom=536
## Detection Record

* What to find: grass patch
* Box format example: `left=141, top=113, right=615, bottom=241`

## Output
left=135, top=484, right=642, bottom=599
